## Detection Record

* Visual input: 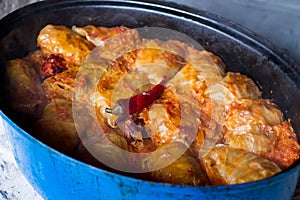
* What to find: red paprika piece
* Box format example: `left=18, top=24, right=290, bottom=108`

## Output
left=41, top=54, right=67, bottom=78
left=106, top=76, right=167, bottom=116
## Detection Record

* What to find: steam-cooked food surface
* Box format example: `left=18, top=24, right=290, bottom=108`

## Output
left=6, top=24, right=300, bottom=186
left=150, top=153, right=208, bottom=185
left=37, top=25, right=95, bottom=68
left=34, top=99, right=80, bottom=154
left=207, top=72, right=262, bottom=106
left=5, top=59, right=47, bottom=118
left=202, top=145, right=281, bottom=185
left=142, top=141, right=210, bottom=185
left=223, top=99, right=300, bottom=168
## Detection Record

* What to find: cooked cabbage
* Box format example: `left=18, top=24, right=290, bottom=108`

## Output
left=37, top=25, right=95, bottom=67
left=6, top=59, right=46, bottom=117
left=202, top=145, right=281, bottom=185
left=34, top=99, right=79, bottom=154
left=206, top=72, right=262, bottom=107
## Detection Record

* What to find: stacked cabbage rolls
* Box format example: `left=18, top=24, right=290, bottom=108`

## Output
left=6, top=24, right=300, bottom=186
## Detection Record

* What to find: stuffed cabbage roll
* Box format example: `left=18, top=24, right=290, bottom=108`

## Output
left=206, top=72, right=262, bottom=107
left=202, top=145, right=281, bottom=185
left=144, top=88, right=200, bottom=146
left=149, top=155, right=208, bottom=186
left=224, top=99, right=283, bottom=135
left=143, top=141, right=210, bottom=185
left=37, top=25, right=95, bottom=68
left=222, top=99, right=300, bottom=167
left=6, top=59, right=46, bottom=118
left=265, top=121, right=300, bottom=168
left=34, top=99, right=80, bottom=154
left=169, top=49, right=225, bottom=103
left=142, top=47, right=225, bottom=148
left=168, top=40, right=225, bottom=86
left=165, top=48, right=226, bottom=133
left=79, top=131, right=129, bottom=171
left=133, top=39, right=187, bottom=83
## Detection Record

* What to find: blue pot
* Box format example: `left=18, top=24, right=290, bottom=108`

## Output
left=1, top=111, right=300, bottom=199
left=1, top=1, right=300, bottom=199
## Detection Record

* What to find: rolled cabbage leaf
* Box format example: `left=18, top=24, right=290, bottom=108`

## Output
left=6, top=59, right=46, bottom=117
left=34, top=99, right=79, bottom=154
left=202, top=145, right=281, bottom=185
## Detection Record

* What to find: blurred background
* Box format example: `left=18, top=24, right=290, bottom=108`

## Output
left=0, top=0, right=299, bottom=199
left=168, top=0, right=300, bottom=66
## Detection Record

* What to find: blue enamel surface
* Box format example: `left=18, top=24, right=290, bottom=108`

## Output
left=1, top=110, right=299, bottom=200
